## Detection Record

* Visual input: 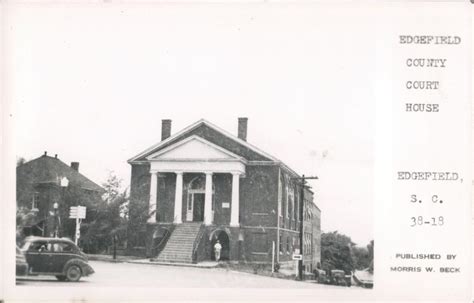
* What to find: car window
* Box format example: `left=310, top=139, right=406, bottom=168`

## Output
left=51, top=242, right=75, bottom=253
left=61, top=243, right=74, bottom=252
left=28, top=241, right=49, bottom=252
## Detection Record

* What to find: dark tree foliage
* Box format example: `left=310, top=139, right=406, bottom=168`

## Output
left=321, top=231, right=355, bottom=274
left=321, top=231, right=374, bottom=275
left=16, top=157, right=27, bottom=167
left=352, top=246, right=371, bottom=270
left=80, top=173, right=129, bottom=254
left=126, top=185, right=154, bottom=249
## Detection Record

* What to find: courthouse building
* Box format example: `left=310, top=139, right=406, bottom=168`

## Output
left=127, top=118, right=321, bottom=270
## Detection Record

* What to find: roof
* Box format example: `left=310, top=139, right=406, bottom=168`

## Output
left=17, top=155, right=104, bottom=193
left=24, top=236, right=75, bottom=244
left=128, top=119, right=301, bottom=177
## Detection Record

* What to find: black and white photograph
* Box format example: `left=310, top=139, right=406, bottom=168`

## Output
left=10, top=3, right=375, bottom=291
left=2, top=1, right=472, bottom=302
left=10, top=3, right=375, bottom=293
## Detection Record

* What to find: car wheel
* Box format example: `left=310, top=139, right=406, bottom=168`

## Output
left=55, top=275, right=67, bottom=281
left=66, top=265, right=82, bottom=282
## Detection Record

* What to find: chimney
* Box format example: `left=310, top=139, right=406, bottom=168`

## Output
left=238, top=117, right=248, bottom=141
left=54, top=154, right=58, bottom=159
left=161, top=119, right=172, bottom=141
left=43, top=151, right=47, bottom=157
left=71, top=162, right=80, bottom=172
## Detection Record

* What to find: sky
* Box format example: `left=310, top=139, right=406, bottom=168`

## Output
left=8, top=3, right=375, bottom=246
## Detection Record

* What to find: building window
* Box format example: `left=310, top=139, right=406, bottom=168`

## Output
left=294, top=190, right=300, bottom=221
left=304, top=201, right=307, bottom=220
left=288, top=195, right=293, bottom=223
left=303, top=233, right=313, bottom=255
left=287, top=184, right=296, bottom=229
left=286, top=236, right=290, bottom=254
left=279, top=234, right=283, bottom=255
left=278, top=175, right=282, bottom=218
left=306, top=234, right=311, bottom=255
left=31, top=192, right=40, bottom=210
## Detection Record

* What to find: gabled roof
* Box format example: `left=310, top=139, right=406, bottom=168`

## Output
left=128, top=119, right=301, bottom=177
left=129, top=119, right=279, bottom=163
left=17, top=155, right=104, bottom=192
left=146, top=135, right=247, bottom=163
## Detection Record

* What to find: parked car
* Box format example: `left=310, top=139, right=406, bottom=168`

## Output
left=21, top=236, right=94, bottom=282
left=16, top=246, right=28, bottom=276
left=315, top=269, right=351, bottom=287
left=353, top=268, right=374, bottom=288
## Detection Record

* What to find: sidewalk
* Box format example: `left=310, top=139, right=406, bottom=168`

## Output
left=129, top=259, right=219, bottom=268
left=86, top=253, right=144, bottom=263
left=86, top=253, right=219, bottom=268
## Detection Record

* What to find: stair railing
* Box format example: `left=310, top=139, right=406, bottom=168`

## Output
left=151, top=228, right=171, bottom=259
left=192, top=224, right=205, bottom=263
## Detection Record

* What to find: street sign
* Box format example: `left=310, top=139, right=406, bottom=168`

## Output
left=77, top=206, right=86, bottom=219
left=69, top=206, right=86, bottom=219
left=69, top=205, right=86, bottom=246
left=69, top=206, right=78, bottom=218
left=292, top=254, right=303, bottom=261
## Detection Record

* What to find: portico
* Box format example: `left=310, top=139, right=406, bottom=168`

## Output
left=146, top=135, right=246, bottom=226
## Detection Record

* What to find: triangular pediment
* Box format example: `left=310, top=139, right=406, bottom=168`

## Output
left=147, top=135, right=244, bottom=161
left=129, top=119, right=278, bottom=163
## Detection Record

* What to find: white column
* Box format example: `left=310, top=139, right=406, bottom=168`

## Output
left=230, top=172, right=240, bottom=227
left=204, top=172, right=213, bottom=225
left=148, top=171, right=158, bottom=223
left=174, top=172, right=183, bottom=224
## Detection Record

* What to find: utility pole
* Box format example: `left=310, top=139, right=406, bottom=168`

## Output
left=293, top=174, right=318, bottom=281
left=113, top=235, right=117, bottom=260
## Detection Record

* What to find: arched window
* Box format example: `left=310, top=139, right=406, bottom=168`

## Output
left=185, top=175, right=215, bottom=222
left=188, top=175, right=206, bottom=191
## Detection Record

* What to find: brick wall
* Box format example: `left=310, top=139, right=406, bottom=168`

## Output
left=127, top=161, right=322, bottom=265
left=240, top=165, right=279, bottom=227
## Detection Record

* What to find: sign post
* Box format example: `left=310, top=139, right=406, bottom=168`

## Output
left=272, top=241, right=275, bottom=273
left=70, top=206, right=86, bottom=246
left=291, top=174, right=318, bottom=280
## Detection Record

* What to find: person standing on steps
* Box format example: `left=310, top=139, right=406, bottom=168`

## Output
left=214, top=240, right=222, bottom=262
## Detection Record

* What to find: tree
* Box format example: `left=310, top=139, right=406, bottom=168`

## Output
left=320, top=231, right=355, bottom=274
left=16, top=157, right=27, bottom=167
left=102, top=172, right=122, bottom=203
left=352, top=246, right=370, bottom=270
left=80, top=172, right=129, bottom=254
left=16, top=206, right=37, bottom=243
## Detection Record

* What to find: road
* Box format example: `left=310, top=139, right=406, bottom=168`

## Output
left=16, top=261, right=357, bottom=289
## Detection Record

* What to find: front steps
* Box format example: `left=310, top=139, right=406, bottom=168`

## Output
left=155, top=222, right=202, bottom=263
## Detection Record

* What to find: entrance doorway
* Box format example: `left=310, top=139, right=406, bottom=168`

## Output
left=186, top=175, right=214, bottom=222
left=211, top=230, right=230, bottom=261
left=192, top=193, right=205, bottom=222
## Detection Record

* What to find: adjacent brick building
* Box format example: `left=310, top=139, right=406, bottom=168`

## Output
left=16, top=153, right=103, bottom=239
left=127, top=118, right=321, bottom=270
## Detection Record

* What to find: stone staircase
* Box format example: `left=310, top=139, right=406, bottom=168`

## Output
left=155, top=222, right=203, bottom=263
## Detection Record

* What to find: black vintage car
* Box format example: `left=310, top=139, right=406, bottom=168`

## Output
left=21, top=236, right=94, bottom=282
left=315, top=269, right=352, bottom=287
